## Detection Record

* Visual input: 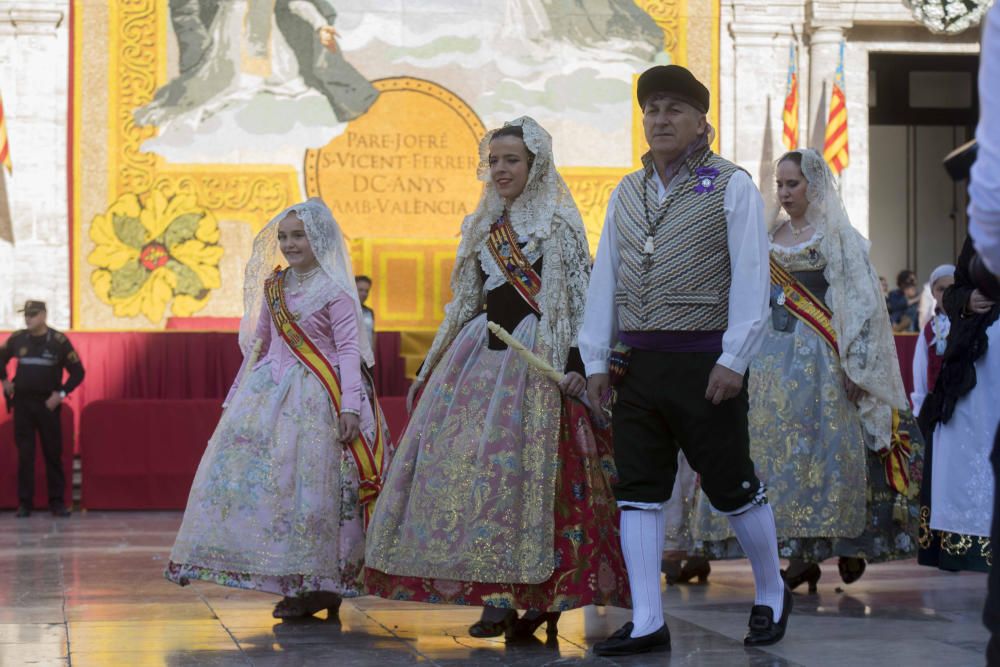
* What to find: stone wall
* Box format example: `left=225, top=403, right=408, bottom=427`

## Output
left=0, top=1, right=69, bottom=330
left=719, top=0, right=980, bottom=240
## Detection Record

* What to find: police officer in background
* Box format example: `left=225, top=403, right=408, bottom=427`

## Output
left=0, top=301, right=85, bottom=518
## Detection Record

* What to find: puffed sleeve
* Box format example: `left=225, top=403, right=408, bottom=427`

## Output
left=328, top=291, right=364, bottom=415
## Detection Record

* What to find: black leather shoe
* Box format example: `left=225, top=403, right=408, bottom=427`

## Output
left=744, top=586, right=792, bottom=646
left=661, top=557, right=682, bottom=584
left=838, top=556, right=866, bottom=584
left=50, top=505, right=71, bottom=517
left=781, top=562, right=821, bottom=593
left=593, top=622, right=671, bottom=656
left=15, top=505, right=31, bottom=518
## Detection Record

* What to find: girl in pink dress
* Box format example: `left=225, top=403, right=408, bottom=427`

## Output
left=165, top=198, right=388, bottom=619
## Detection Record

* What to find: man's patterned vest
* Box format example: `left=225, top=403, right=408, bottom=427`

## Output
left=614, top=148, right=744, bottom=332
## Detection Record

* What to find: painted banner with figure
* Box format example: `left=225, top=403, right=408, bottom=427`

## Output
left=72, top=0, right=719, bottom=330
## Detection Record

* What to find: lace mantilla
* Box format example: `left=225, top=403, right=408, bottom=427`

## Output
left=795, top=149, right=908, bottom=451
left=419, top=116, right=591, bottom=380
left=239, top=198, right=374, bottom=368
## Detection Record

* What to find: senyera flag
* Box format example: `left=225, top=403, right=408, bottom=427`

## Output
left=823, top=41, right=849, bottom=176
left=782, top=43, right=799, bottom=151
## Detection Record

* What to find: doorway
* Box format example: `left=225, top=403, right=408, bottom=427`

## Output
left=868, top=52, right=978, bottom=283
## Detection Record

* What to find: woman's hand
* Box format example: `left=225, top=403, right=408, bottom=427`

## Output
left=969, top=289, right=997, bottom=315
left=558, top=371, right=586, bottom=398
left=406, top=379, right=424, bottom=415
left=338, top=413, right=360, bottom=445
left=844, top=376, right=864, bottom=404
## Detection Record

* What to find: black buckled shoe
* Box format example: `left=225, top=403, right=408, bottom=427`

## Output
left=593, top=622, right=671, bottom=656
left=744, top=586, right=792, bottom=646
left=50, top=505, right=71, bottom=518
left=15, top=505, right=31, bottom=518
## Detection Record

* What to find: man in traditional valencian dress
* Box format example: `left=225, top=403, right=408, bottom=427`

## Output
left=581, top=65, right=790, bottom=655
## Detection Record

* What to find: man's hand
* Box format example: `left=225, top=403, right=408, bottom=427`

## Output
left=558, top=371, right=586, bottom=398
left=704, top=365, right=742, bottom=405
left=1, top=379, right=12, bottom=398
left=318, top=25, right=339, bottom=52
left=406, top=379, right=424, bottom=415
left=586, top=373, right=610, bottom=412
left=338, top=412, right=360, bottom=445
left=843, top=376, right=864, bottom=404
left=969, top=289, right=997, bottom=314
left=45, top=391, right=62, bottom=411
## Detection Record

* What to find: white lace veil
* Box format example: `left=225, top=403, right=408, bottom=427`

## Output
left=418, top=116, right=591, bottom=381
left=794, top=148, right=908, bottom=451
left=239, top=197, right=375, bottom=368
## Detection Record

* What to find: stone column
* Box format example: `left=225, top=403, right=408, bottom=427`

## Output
left=806, top=21, right=870, bottom=237
left=725, top=0, right=805, bottom=224
left=806, top=25, right=848, bottom=151
left=0, top=1, right=70, bottom=329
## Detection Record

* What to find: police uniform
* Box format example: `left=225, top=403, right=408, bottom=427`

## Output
left=0, top=302, right=85, bottom=514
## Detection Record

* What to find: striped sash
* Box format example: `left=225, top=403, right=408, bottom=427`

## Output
left=769, top=255, right=839, bottom=354
left=486, top=214, right=542, bottom=316
left=264, top=268, right=386, bottom=527
left=769, top=255, right=912, bottom=495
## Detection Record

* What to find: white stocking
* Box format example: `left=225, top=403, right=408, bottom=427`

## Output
left=728, top=503, right=784, bottom=621
left=619, top=507, right=667, bottom=637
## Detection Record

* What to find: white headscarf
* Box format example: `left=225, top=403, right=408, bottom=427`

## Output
left=929, top=264, right=956, bottom=289
left=239, top=197, right=375, bottom=368
left=794, top=148, right=908, bottom=451
left=417, top=116, right=591, bottom=381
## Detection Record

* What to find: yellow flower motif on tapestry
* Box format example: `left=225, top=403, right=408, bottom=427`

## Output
left=88, top=192, right=223, bottom=323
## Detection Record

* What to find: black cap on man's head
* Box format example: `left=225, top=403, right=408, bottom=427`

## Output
left=17, top=300, right=46, bottom=315
left=637, top=65, right=710, bottom=113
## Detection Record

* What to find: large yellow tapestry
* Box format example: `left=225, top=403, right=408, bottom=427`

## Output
left=73, top=0, right=719, bottom=331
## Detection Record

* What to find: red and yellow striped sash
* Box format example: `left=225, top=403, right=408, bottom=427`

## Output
left=486, top=214, right=542, bottom=315
left=883, top=409, right=915, bottom=496
left=769, top=255, right=839, bottom=355
left=769, top=255, right=912, bottom=494
left=264, top=267, right=386, bottom=527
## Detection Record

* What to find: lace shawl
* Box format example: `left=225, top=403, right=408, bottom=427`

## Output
left=796, top=149, right=908, bottom=451
left=418, top=116, right=590, bottom=380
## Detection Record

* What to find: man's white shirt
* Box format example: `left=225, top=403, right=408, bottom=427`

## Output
left=579, top=163, right=770, bottom=377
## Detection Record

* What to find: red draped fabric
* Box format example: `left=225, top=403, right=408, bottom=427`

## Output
left=0, top=329, right=921, bottom=509
left=894, top=333, right=918, bottom=404
left=79, top=399, right=223, bottom=509
left=0, top=330, right=411, bottom=454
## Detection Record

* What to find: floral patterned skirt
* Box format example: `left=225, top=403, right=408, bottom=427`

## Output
left=164, top=361, right=374, bottom=597
left=694, top=323, right=923, bottom=563
left=364, top=399, right=631, bottom=612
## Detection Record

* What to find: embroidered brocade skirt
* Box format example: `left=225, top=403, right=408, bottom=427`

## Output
left=363, top=314, right=630, bottom=611
left=694, top=322, right=922, bottom=563
left=165, top=360, right=378, bottom=597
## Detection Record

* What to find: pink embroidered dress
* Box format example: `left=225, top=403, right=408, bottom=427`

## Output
left=166, top=200, right=385, bottom=598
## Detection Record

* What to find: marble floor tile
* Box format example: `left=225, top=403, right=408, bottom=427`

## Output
left=0, top=510, right=991, bottom=666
